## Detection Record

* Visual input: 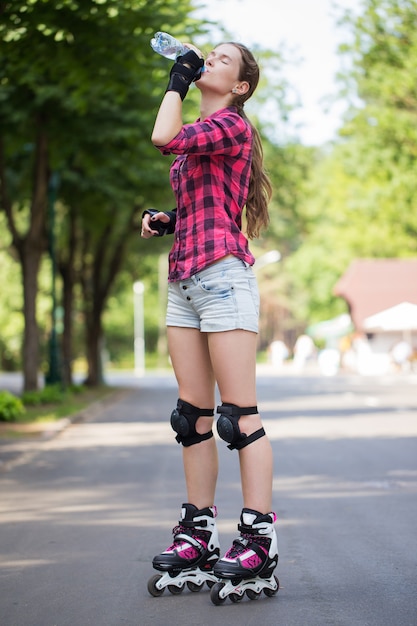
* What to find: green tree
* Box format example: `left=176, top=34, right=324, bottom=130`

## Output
left=286, top=0, right=417, bottom=326
left=338, top=0, right=417, bottom=248
left=0, top=0, right=203, bottom=389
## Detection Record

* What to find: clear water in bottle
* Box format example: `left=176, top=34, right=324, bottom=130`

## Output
left=150, top=32, right=188, bottom=60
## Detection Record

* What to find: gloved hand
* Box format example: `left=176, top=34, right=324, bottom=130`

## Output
left=166, top=49, right=204, bottom=100
left=141, top=209, right=176, bottom=237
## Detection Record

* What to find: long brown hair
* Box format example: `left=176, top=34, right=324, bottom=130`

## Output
left=230, top=43, right=272, bottom=239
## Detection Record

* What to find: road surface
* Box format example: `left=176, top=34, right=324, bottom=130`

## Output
left=1, top=368, right=416, bottom=625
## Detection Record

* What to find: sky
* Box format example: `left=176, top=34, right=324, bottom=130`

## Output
left=194, top=0, right=362, bottom=145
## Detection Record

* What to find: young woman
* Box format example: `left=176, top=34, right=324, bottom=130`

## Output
left=143, top=41, right=279, bottom=603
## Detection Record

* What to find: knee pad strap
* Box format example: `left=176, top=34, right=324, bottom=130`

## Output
left=216, top=403, right=265, bottom=450
left=171, top=399, right=214, bottom=447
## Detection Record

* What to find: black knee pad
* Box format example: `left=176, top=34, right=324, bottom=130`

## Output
left=216, top=403, right=265, bottom=450
left=170, top=399, right=214, bottom=447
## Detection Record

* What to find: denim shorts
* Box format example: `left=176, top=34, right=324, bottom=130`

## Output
left=166, top=256, right=260, bottom=333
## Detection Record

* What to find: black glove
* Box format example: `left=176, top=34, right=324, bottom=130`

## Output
left=142, top=209, right=177, bottom=237
left=166, top=50, right=204, bottom=101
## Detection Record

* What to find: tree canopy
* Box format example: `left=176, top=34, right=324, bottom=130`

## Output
left=285, top=0, right=417, bottom=324
left=0, top=0, right=207, bottom=388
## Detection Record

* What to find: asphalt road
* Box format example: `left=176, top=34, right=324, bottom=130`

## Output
left=1, top=368, right=416, bottom=626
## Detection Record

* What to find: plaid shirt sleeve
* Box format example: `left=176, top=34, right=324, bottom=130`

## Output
left=158, top=107, right=249, bottom=157
left=156, top=107, right=255, bottom=282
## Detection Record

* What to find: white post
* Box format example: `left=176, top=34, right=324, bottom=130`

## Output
left=133, top=281, right=145, bottom=376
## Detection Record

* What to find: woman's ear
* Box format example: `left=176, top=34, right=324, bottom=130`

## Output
left=234, top=81, right=250, bottom=95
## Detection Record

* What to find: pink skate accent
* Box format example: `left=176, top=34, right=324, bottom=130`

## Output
left=165, top=535, right=208, bottom=561
left=241, top=551, right=262, bottom=569
left=163, top=544, right=177, bottom=554
left=225, top=546, right=240, bottom=559
left=178, top=544, right=200, bottom=560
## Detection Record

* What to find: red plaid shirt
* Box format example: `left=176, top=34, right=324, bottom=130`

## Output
left=157, top=106, right=255, bottom=282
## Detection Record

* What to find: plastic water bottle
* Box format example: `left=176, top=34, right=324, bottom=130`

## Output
left=150, top=32, right=188, bottom=60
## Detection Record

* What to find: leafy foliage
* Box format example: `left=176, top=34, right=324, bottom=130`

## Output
left=0, top=391, right=25, bottom=422
left=285, top=0, right=417, bottom=325
left=0, top=0, right=207, bottom=386
left=21, top=383, right=66, bottom=406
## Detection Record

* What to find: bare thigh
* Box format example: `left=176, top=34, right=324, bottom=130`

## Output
left=167, top=326, right=216, bottom=409
left=207, top=330, right=258, bottom=406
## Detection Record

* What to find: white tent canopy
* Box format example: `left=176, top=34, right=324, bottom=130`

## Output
left=363, top=301, right=417, bottom=332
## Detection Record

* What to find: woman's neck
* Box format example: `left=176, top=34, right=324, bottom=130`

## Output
left=200, top=94, right=233, bottom=121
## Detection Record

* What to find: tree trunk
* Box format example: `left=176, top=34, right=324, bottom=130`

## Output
left=61, top=267, right=74, bottom=387
left=23, top=128, right=49, bottom=391
left=84, top=314, right=104, bottom=387
left=80, top=207, right=138, bottom=387
left=21, top=248, right=42, bottom=391
left=0, top=127, right=48, bottom=392
left=60, top=210, right=77, bottom=387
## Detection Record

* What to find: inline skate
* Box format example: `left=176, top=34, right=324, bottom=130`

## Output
left=210, top=508, right=279, bottom=604
left=147, top=503, right=220, bottom=596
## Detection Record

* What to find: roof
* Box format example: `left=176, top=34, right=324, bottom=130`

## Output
left=334, top=259, right=417, bottom=331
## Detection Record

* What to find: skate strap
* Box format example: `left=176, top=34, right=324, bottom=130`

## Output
left=174, top=531, right=206, bottom=554
left=180, top=519, right=208, bottom=529
left=238, top=523, right=265, bottom=536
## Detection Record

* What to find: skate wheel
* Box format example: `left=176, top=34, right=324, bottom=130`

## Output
left=206, top=580, right=216, bottom=589
left=147, top=574, right=165, bottom=597
left=187, top=581, right=204, bottom=592
left=246, top=589, right=261, bottom=601
left=263, top=575, right=280, bottom=597
left=210, top=582, right=226, bottom=605
left=168, top=583, right=183, bottom=594
left=229, top=592, right=243, bottom=603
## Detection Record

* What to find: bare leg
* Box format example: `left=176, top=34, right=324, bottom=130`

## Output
left=167, top=327, right=218, bottom=510
left=208, top=330, right=273, bottom=513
